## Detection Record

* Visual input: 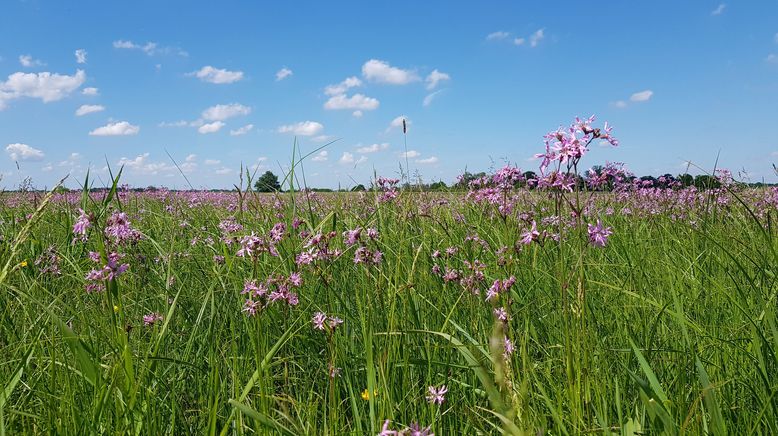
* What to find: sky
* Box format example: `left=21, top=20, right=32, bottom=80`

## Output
left=1, top=0, right=777, bottom=190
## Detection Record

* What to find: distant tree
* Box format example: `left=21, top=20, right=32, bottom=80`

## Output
left=694, top=174, right=720, bottom=190
left=351, top=184, right=366, bottom=192
left=428, top=181, right=447, bottom=191
left=254, top=171, right=281, bottom=192
left=678, top=173, right=694, bottom=187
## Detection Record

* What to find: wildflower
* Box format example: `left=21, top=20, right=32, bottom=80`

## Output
left=312, top=312, right=327, bottom=330
left=503, top=336, right=515, bottom=360
left=343, top=228, right=362, bottom=245
left=72, top=209, right=92, bottom=242
left=104, top=211, right=141, bottom=245
left=361, top=388, right=378, bottom=401
left=143, top=312, right=163, bottom=326
left=426, top=384, right=448, bottom=405
left=270, top=222, right=286, bottom=242
left=328, top=365, right=342, bottom=378
left=520, top=221, right=540, bottom=245
left=242, top=299, right=261, bottom=316
left=20, top=260, right=28, bottom=267
left=587, top=220, right=613, bottom=247
left=493, top=307, right=509, bottom=322
left=406, top=422, right=434, bottom=436
left=378, top=420, right=398, bottom=436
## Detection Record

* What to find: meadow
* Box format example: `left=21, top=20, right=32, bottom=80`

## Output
left=1, top=117, right=777, bottom=435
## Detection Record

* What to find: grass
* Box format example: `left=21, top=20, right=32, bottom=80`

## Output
left=0, top=175, right=776, bottom=435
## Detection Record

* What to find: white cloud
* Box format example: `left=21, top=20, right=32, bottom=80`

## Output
left=630, top=90, right=654, bottom=102
left=529, top=28, right=545, bottom=47
left=423, top=90, right=444, bottom=107
left=117, top=153, right=176, bottom=175
left=711, top=3, right=726, bottom=15
left=230, top=124, right=254, bottom=136
left=325, top=76, right=362, bottom=96
left=0, top=69, right=86, bottom=109
left=399, top=150, right=420, bottom=158
left=312, top=150, right=328, bottom=162
left=158, top=120, right=191, bottom=127
left=425, top=69, right=450, bottom=90
left=514, top=37, right=526, bottom=46
left=767, top=54, right=778, bottom=63
left=275, top=67, right=293, bottom=81
left=339, top=152, right=367, bottom=165
left=185, top=154, right=197, bottom=162
left=201, top=103, right=251, bottom=121
left=89, top=121, right=140, bottom=136
left=189, top=66, right=244, bottom=84
left=277, top=121, right=324, bottom=136
left=75, top=104, right=105, bottom=116
left=612, top=100, right=628, bottom=109
left=19, top=55, right=44, bottom=68
left=58, top=152, right=81, bottom=167
left=204, top=159, right=221, bottom=165
left=357, top=143, right=389, bottom=154
left=324, top=93, right=379, bottom=110
left=42, top=163, right=53, bottom=172
left=362, top=59, right=419, bottom=85
left=215, top=167, right=232, bottom=175
left=82, top=87, right=99, bottom=96
left=387, top=115, right=410, bottom=132
left=352, top=110, right=363, bottom=118
left=6, top=143, right=45, bottom=161
left=312, top=135, right=334, bottom=143
left=486, top=31, right=510, bottom=41
left=75, top=49, right=87, bottom=64
left=416, top=156, right=439, bottom=164
left=113, top=40, right=187, bottom=57
left=198, top=121, right=225, bottom=134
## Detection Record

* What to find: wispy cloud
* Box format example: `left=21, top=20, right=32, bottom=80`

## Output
left=710, top=3, right=726, bottom=15
left=275, top=67, right=293, bottom=81
left=189, top=66, right=243, bottom=84
left=277, top=121, right=324, bottom=136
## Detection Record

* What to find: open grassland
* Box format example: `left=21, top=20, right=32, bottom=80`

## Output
left=1, top=179, right=777, bottom=435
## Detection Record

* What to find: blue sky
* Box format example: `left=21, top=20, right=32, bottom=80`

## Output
left=1, top=0, right=777, bottom=189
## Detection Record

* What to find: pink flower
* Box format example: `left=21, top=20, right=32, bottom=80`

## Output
left=587, top=220, right=613, bottom=247
left=426, top=384, right=448, bottom=405
left=143, top=312, right=164, bottom=326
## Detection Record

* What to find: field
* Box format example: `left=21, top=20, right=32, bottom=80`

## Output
left=1, top=121, right=778, bottom=435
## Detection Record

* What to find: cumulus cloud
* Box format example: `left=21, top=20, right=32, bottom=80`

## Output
left=117, top=153, right=177, bottom=175
left=198, top=121, right=225, bottom=134
left=82, top=87, right=99, bottom=96
left=399, top=150, right=420, bottom=158
left=362, top=59, right=419, bottom=85
left=416, top=156, right=439, bottom=164
left=325, top=76, right=362, bottom=96
left=204, top=159, right=221, bottom=165
left=612, top=100, right=628, bottom=109
left=711, top=3, right=726, bottom=15
left=630, top=90, right=654, bottom=102
left=19, top=55, right=44, bottom=68
left=201, top=103, right=251, bottom=121
left=113, top=40, right=187, bottom=57
left=89, top=121, right=140, bottom=136
left=230, top=124, right=254, bottom=136
left=277, top=121, right=324, bottom=136
left=75, top=104, right=105, bottom=116
left=356, top=143, right=389, bottom=154
left=352, top=110, right=363, bottom=118
left=423, top=90, right=444, bottom=107
left=324, top=93, right=379, bottom=111
left=529, top=29, right=545, bottom=47
left=75, top=49, right=87, bottom=64
left=486, top=31, right=510, bottom=41
left=425, top=69, right=450, bottom=90
left=214, top=167, right=233, bottom=175
left=275, top=67, right=293, bottom=81
left=0, top=69, right=86, bottom=110
left=387, top=115, right=410, bottom=132
left=339, top=152, right=367, bottom=165
left=189, top=66, right=244, bottom=84
left=312, top=150, right=328, bottom=162
left=6, top=143, right=45, bottom=161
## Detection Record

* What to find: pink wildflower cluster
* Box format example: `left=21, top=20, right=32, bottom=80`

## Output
left=296, top=231, right=342, bottom=266
left=311, top=311, right=344, bottom=332
left=241, top=273, right=302, bottom=316
left=143, top=312, right=164, bottom=326
left=378, top=420, right=434, bottom=436
left=485, top=276, right=516, bottom=302
left=84, top=251, right=129, bottom=293
left=375, top=177, right=400, bottom=203
left=72, top=209, right=93, bottom=243
left=35, top=246, right=61, bottom=276
left=104, top=211, right=142, bottom=245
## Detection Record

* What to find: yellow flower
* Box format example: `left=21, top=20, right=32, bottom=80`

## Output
left=361, top=388, right=378, bottom=401
left=113, top=305, right=120, bottom=313
left=20, top=260, right=28, bottom=267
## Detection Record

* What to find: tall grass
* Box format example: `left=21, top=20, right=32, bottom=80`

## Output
left=0, top=174, right=776, bottom=435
